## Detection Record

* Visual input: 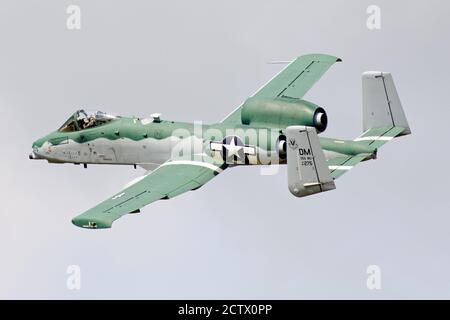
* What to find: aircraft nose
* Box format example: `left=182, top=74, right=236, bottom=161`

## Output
left=29, top=151, right=40, bottom=159
left=30, top=139, right=44, bottom=160
left=29, top=147, right=40, bottom=160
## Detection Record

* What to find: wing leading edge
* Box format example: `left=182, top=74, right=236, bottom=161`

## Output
left=72, top=158, right=225, bottom=229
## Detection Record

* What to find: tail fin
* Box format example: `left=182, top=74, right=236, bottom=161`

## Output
left=286, top=126, right=335, bottom=197
left=326, top=71, right=411, bottom=180
left=356, top=72, right=411, bottom=148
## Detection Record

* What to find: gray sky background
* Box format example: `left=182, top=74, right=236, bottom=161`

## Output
left=1, top=0, right=449, bottom=299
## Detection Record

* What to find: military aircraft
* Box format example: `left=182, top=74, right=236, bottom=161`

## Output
left=30, top=54, right=411, bottom=229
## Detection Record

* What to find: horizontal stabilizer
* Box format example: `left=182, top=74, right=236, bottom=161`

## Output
left=354, top=126, right=406, bottom=149
left=322, top=71, right=412, bottom=180
left=327, top=154, right=370, bottom=179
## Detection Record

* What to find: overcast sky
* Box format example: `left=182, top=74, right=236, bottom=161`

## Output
left=1, top=0, right=449, bottom=299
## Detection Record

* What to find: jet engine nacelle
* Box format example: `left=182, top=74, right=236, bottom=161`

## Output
left=276, top=134, right=287, bottom=160
left=241, top=97, right=328, bottom=132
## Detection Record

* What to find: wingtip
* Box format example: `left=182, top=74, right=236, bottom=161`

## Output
left=71, top=217, right=111, bottom=229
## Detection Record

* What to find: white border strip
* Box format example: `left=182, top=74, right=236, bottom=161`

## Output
left=354, top=136, right=394, bottom=142
left=328, top=165, right=353, bottom=171
left=161, top=160, right=223, bottom=173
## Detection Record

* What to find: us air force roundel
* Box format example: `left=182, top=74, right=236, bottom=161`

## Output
left=210, top=136, right=256, bottom=165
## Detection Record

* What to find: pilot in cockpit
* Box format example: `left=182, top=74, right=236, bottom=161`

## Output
left=58, top=110, right=118, bottom=133
left=82, top=116, right=96, bottom=129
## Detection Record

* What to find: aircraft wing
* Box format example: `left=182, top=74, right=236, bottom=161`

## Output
left=72, top=157, right=225, bottom=229
left=221, top=53, right=341, bottom=124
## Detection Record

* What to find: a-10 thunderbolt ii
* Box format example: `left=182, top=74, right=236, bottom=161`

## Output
left=30, top=54, right=411, bottom=229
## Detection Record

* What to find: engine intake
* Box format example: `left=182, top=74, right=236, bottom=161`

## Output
left=241, top=97, right=328, bottom=132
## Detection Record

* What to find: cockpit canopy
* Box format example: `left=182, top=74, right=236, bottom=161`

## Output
left=58, top=110, right=118, bottom=132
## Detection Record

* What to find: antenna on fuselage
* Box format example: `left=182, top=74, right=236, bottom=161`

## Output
left=151, top=113, right=161, bottom=123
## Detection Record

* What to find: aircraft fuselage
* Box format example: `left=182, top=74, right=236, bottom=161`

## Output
left=31, top=115, right=374, bottom=168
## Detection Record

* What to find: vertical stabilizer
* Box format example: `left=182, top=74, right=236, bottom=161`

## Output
left=362, top=71, right=411, bottom=136
left=287, top=126, right=335, bottom=197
